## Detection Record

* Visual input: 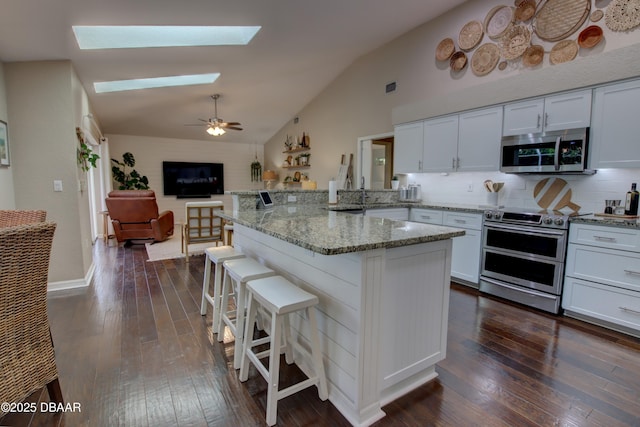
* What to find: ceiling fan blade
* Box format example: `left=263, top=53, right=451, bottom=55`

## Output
left=221, top=121, right=241, bottom=126
left=226, top=126, right=243, bottom=131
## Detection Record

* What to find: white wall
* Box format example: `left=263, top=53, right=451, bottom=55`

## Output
left=264, top=0, right=640, bottom=192
left=0, top=63, right=15, bottom=209
left=108, top=134, right=264, bottom=222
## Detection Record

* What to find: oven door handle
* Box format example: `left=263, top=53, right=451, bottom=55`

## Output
left=481, top=277, right=558, bottom=300
left=484, top=223, right=566, bottom=237
left=554, top=136, right=561, bottom=171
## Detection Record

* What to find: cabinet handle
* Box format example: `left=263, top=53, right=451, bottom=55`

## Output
left=594, top=235, right=617, bottom=242
left=544, top=112, right=549, bottom=128
left=420, top=215, right=431, bottom=220
left=537, top=114, right=541, bottom=129
left=624, top=269, right=640, bottom=276
left=452, top=157, right=456, bottom=169
left=454, top=219, right=467, bottom=224
left=456, top=157, right=460, bottom=169
left=418, top=160, right=422, bottom=170
left=619, top=306, right=640, bottom=315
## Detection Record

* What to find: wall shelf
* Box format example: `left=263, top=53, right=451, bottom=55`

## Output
left=282, top=165, right=310, bottom=169
left=283, top=146, right=310, bottom=153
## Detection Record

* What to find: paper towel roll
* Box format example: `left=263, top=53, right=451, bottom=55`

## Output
left=329, top=180, right=337, bottom=204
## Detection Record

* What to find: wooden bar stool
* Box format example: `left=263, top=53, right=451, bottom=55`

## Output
left=224, top=221, right=234, bottom=246
left=239, top=276, right=328, bottom=426
left=217, top=258, right=276, bottom=369
left=200, top=246, right=245, bottom=332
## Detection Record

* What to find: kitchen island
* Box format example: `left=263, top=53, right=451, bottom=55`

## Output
left=217, top=206, right=464, bottom=426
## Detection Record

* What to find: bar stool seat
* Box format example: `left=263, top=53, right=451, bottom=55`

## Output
left=200, top=246, right=245, bottom=333
left=239, top=275, right=328, bottom=426
left=217, top=258, right=276, bottom=369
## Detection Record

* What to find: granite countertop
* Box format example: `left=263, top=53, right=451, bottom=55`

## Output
left=217, top=206, right=465, bottom=255
left=570, top=215, right=640, bottom=230
left=328, top=202, right=487, bottom=214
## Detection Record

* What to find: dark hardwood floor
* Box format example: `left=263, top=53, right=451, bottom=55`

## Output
left=3, top=241, right=640, bottom=426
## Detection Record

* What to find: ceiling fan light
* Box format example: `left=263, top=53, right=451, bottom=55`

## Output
left=207, top=126, right=226, bottom=136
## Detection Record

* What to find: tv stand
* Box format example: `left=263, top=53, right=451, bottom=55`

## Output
left=177, top=194, right=211, bottom=199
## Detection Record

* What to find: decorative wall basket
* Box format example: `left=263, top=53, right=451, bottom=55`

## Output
left=534, top=0, right=591, bottom=41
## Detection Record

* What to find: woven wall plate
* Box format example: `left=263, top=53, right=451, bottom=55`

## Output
left=534, top=0, right=591, bottom=41
left=450, top=51, right=468, bottom=72
left=605, top=0, right=640, bottom=31
left=590, top=9, right=604, bottom=22
left=500, top=25, right=531, bottom=60
left=458, top=20, right=484, bottom=51
left=484, top=6, right=514, bottom=39
left=436, top=38, right=455, bottom=61
left=515, top=0, right=537, bottom=22
left=471, top=43, right=501, bottom=76
left=578, top=25, right=604, bottom=48
left=523, top=45, right=544, bottom=67
left=550, top=40, right=579, bottom=64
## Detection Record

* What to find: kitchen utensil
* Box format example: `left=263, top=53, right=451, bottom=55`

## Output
left=604, top=199, right=622, bottom=214
left=336, top=154, right=348, bottom=190
left=484, top=179, right=495, bottom=192
left=492, top=182, right=504, bottom=192
left=533, top=177, right=581, bottom=212
left=345, top=153, right=354, bottom=189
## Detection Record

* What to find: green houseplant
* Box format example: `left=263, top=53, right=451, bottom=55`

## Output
left=76, top=127, right=100, bottom=172
left=111, top=152, right=149, bottom=190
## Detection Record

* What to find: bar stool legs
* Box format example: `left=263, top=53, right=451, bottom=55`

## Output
left=239, top=276, right=328, bottom=426
left=200, top=246, right=245, bottom=333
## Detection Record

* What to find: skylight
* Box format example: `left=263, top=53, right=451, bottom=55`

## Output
left=94, top=73, right=220, bottom=93
left=73, top=26, right=261, bottom=49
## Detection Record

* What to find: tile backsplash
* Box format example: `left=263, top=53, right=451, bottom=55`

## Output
left=403, top=169, right=640, bottom=214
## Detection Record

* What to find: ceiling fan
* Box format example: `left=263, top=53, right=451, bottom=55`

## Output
left=186, top=94, right=242, bottom=136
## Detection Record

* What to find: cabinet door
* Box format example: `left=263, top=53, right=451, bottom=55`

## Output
left=543, top=89, right=592, bottom=132
left=591, top=79, right=640, bottom=169
left=457, top=107, right=503, bottom=172
left=393, top=121, right=424, bottom=173
left=409, top=208, right=443, bottom=224
left=502, top=98, right=544, bottom=136
left=422, top=115, right=459, bottom=173
left=450, top=228, right=482, bottom=286
left=365, top=208, right=409, bottom=221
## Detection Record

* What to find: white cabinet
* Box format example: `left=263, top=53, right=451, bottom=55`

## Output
left=421, top=115, right=459, bottom=173
left=563, top=223, right=640, bottom=337
left=365, top=208, right=409, bottom=221
left=396, top=106, right=502, bottom=174
left=409, top=208, right=482, bottom=287
left=502, top=89, right=592, bottom=136
left=393, top=121, right=423, bottom=173
left=590, top=79, right=640, bottom=169
left=457, top=107, right=503, bottom=172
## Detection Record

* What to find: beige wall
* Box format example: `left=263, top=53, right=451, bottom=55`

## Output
left=108, top=134, right=264, bottom=221
left=0, top=63, right=15, bottom=208
left=264, top=0, right=640, bottom=189
left=5, top=61, right=94, bottom=285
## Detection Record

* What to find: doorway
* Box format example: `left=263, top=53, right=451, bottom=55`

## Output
left=357, top=132, right=394, bottom=190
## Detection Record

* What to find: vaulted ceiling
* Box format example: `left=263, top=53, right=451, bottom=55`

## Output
left=0, top=0, right=466, bottom=143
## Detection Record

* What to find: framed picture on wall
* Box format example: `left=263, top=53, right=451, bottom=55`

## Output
left=0, top=120, right=8, bottom=166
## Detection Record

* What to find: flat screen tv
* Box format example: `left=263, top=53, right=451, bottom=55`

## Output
left=162, top=161, right=224, bottom=198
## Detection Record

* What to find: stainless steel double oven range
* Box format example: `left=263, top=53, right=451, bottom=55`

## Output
left=479, top=208, right=581, bottom=314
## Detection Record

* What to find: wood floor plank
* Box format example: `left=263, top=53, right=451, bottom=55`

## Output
left=5, top=244, right=640, bottom=427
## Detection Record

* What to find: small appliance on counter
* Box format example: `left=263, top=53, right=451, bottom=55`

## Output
left=399, top=184, right=421, bottom=201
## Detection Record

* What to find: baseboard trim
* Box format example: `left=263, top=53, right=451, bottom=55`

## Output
left=47, top=261, right=95, bottom=292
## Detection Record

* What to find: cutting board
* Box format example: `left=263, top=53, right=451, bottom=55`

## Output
left=336, top=154, right=348, bottom=190
left=533, top=177, right=581, bottom=212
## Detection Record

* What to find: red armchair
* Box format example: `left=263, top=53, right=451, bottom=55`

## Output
left=105, top=190, right=174, bottom=243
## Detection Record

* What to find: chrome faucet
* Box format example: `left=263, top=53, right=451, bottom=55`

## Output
left=361, top=176, right=367, bottom=205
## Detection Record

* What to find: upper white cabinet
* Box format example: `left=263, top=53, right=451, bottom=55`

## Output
left=393, top=121, right=423, bottom=173
left=422, top=114, right=459, bottom=173
left=590, top=79, right=640, bottom=169
left=502, top=89, right=592, bottom=136
left=457, top=107, right=503, bottom=172
left=395, top=106, right=502, bottom=174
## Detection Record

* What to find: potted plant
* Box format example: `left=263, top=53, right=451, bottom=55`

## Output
left=76, top=127, right=100, bottom=172
left=111, top=152, right=149, bottom=190
left=391, top=175, right=400, bottom=190
left=299, top=152, right=310, bottom=165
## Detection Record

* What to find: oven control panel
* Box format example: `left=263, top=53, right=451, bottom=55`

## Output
left=483, top=209, right=570, bottom=230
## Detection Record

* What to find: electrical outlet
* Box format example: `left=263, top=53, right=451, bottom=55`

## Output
left=288, top=195, right=297, bottom=202
left=53, top=180, right=63, bottom=192
left=467, top=182, right=473, bottom=192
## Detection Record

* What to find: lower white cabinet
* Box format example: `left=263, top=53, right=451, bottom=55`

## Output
left=410, top=208, right=482, bottom=287
left=563, top=223, right=640, bottom=337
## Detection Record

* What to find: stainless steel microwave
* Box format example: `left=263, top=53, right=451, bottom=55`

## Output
left=500, top=128, right=593, bottom=174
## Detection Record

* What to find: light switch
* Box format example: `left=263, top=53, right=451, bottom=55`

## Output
left=53, top=180, right=63, bottom=192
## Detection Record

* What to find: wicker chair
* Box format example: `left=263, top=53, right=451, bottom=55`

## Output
left=0, top=210, right=46, bottom=227
left=0, top=222, right=63, bottom=416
